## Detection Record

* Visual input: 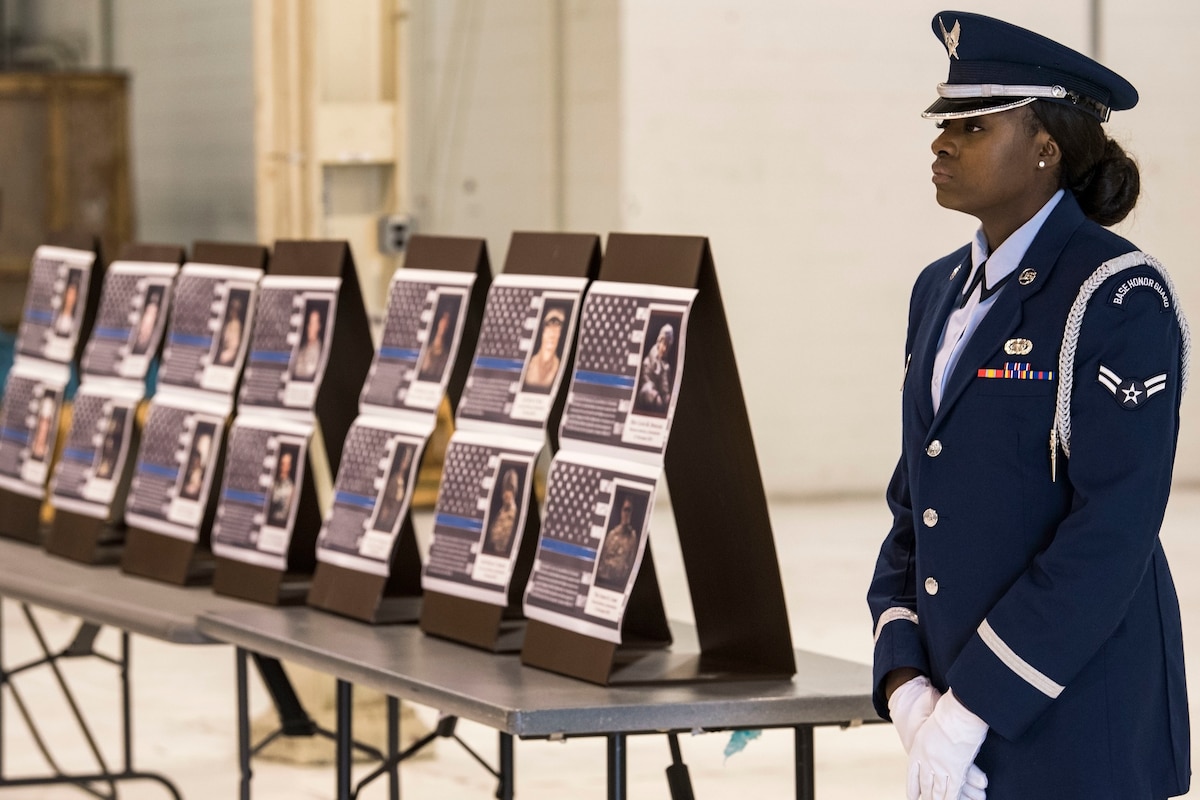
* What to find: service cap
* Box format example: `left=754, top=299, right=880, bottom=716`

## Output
left=923, top=11, right=1137, bottom=122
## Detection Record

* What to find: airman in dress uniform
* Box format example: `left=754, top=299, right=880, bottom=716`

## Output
left=868, top=11, right=1190, bottom=800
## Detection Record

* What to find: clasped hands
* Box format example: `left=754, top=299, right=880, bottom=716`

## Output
left=889, top=676, right=989, bottom=800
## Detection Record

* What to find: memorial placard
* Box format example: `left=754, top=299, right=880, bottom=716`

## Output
left=314, top=414, right=431, bottom=576
left=125, top=390, right=231, bottom=543
left=48, top=379, right=144, bottom=520
left=80, top=261, right=178, bottom=380
left=0, top=360, right=72, bottom=499
left=239, top=275, right=341, bottom=412
left=359, top=269, right=477, bottom=415
left=211, top=413, right=314, bottom=573
left=16, top=245, right=99, bottom=364
left=158, top=263, right=263, bottom=394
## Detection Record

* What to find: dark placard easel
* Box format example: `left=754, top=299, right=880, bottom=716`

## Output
left=44, top=242, right=185, bottom=564
left=520, top=233, right=796, bottom=685
left=0, top=232, right=102, bottom=545
left=212, top=240, right=374, bottom=605
left=306, top=234, right=492, bottom=623
left=120, top=241, right=270, bottom=585
left=420, top=231, right=601, bottom=650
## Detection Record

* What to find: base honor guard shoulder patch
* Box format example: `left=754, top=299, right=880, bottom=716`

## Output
left=1098, top=364, right=1168, bottom=409
left=1110, top=275, right=1170, bottom=310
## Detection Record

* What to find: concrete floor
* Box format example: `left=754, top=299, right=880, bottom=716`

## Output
left=1, top=488, right=1197, bottom=798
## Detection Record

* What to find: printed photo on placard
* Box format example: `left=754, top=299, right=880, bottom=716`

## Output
left=49, top=381, right=144, bottom=520
left=315, top=415, right=431, bottom=576
left=212, top=287, right=252, bottom=369
left=559, top=282, right=697, bottom=460
left=420, top=430, right=541, bottom=605
left=0, top=360, right=72, bottom=498
left=16, top=246, right=97, bottom=364
left=159, top=264, right=263, bottom=394
left=211, top=415, right=312, bottom=571
left=125, top=391, right=230, bottom=542
left=456, top=274, right=588, bottom=432
left=239, top=276, right=340, bottom=411
left=360, top=269, right=476, bottom=415
left=81, top=262, right=178, bottom=381
left=522, top=450, right=660, bottom=643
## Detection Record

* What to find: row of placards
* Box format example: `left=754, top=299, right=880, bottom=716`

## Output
left=0, top=243, right=697, bottom=645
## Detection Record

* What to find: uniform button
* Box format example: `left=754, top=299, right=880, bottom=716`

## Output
left=926, top=440, right=943, bottom=457
left=925, top=577, right=939, bottom=595
left=922, top=508, right=938, bottom=527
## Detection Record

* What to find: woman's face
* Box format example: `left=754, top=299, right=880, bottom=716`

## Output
left=930, top=108, right=1050, bottom=228
left=540, top=316, right=562, bottom=354
left=306, top=310, right=321, bottom=341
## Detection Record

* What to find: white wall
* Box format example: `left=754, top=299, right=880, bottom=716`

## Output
left=616, top=0, right=1200, bottom=496
left=112, top=0, right=256, bottom=247
left=69, top=0, right=1200, bottom=498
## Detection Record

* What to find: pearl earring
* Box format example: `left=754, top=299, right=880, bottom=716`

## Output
left=1038, top=160, right=1046, bottom=169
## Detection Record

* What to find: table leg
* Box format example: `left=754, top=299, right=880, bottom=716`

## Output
left=387, top=696, right=399, bottom=800
left=498, top=733, right=514, bottom=800
left=236, top=648, right=252, bottom=800
left=607, top=733, right=627, bottom=800
left=336, top=679, right=353, bottom=800
left=795, top=726, right=815, bottom=800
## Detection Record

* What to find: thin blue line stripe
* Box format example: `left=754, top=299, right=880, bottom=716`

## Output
left=138, top=462, right=179, bottom=479
left=170, top=332, right=212, bottom=347
left=474, top=357, right=524, bottom=371
left=380, top=347, right=420, bottom=360
left=435, top=513, right=483, bottom=532
left=335, top=491, right=377, bottom=509
left=540, top=538, right=597, bottom=560
left=223, top=488, right=266, bottom=504
left=574, top=370, right=635, bottom=389
left=249, top=350, right=291, bottom=363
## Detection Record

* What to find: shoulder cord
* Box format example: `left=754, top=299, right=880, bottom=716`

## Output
left=1053, top=251, right=1192, bottom=470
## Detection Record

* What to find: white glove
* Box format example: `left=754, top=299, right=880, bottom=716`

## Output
left=890, top=678, right=988, bottom=799
left=888, top=675, right=939, bottom=752
left=906, top=689, right=989, bottom=800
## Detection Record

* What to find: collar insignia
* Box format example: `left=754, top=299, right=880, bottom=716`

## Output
left=939, top=16, right=961, bottom=59
left=1018, top=268, right=1037, bottom=285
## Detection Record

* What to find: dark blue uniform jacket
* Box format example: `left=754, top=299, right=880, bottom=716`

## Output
left=868, top=192, right=1190, bottom=799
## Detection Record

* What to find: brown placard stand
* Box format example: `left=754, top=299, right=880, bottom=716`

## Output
left=0, top=232, right=101, bottom=545
left=307, top=234, right=492, bottom=623
left=420, top=231, right=602, bottom=650
left=212, top=240, right=374, bottom=605
left=120, top=241, right=270, bottom=585
left=520, top=232, right=797, bottom=685
left=43, top=242, right=185, bottom=565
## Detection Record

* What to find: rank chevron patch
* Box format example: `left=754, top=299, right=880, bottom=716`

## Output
left=1098, top=364, right=1168, bottom=410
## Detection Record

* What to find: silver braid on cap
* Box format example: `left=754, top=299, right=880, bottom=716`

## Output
left=1055, top=251, right=1191, bottom=458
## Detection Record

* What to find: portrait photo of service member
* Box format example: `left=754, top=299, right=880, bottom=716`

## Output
left=417, top=294, right=462, bottom=384
left=94, top=407, right=129, bottom=481
left=482, top=463, right=525, bottom=558
left=633, top=312, right=682, bottom=417
left=54, top=268, right=83, bottom=339
left=29, top=391, right=59, bottom=462
left=266, top=444, right=300, bottom=528
left=178, top=422, right=217, bottom=502
left=131, top=284, right=166, bottom=356
left=594, top=489, right=648, bottom=593
left=371, top=442, right=415, bottom=535
left=214, top=289, right=250, bottom=367
left=521, top=300, right=573, bottom=393
left=291, top=297, right=330, bottom=382
left=868, top=11, right=1190, bottom=800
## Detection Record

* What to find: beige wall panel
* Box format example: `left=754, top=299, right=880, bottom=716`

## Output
left=617, top=1, right=1128, bottom=497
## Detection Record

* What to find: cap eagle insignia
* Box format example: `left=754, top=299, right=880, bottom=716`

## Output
left=939, top=16, right=961, bottom=59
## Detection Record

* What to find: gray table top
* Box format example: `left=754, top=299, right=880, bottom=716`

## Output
left=198, top=606, right=880, bottom=738
left=0, top=537, right=254, bottom=644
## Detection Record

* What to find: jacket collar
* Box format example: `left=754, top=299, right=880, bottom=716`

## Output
left=923, top=192, right=1086, bottom=432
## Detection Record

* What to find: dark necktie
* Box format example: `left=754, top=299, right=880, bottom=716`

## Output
left=958, top=257, right=1011, bottom=309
